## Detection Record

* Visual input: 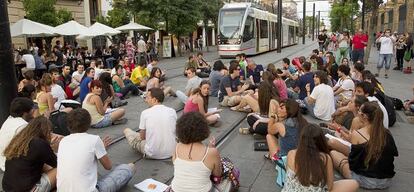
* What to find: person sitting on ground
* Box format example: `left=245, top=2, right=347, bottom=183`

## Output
left=242, top=80, right=280, bottom=135
left=99, top=72, right=127, bottom=107
left=184, top=55, right=198, bottom=74
left=112, top=65, right=140, bottom=98
left=176, top=67, right=202, bottom=104
left=266, top=99, right=308, bottom=160
left=147, top=67, right=176, bottom=97
left=326, top=53, right=339, bottom=82
left=18, top=70, right=37, bottom=92
left=330, top=95, right=369, bottom=131
left=79, top=67, right=95, bottom=103
left=218, top=60, right=250, bottom=107
left=243, top=59, right=264, bottom=87
left=47, top=70, right=68, bottom=110
left=0, top=98, right=35, bottom=171
left=293, top=62, right=315, bottom=100
left=209, top=60, right=228, bottom=97
left=121, top=57, right=133, bottom=76
left=404, top=86, right=414, bottom=113
left=36, top=74, right=56, bottom=115
left=341, top=58, right=350, bottom=66
left=57, top=108, right=135, bottom=191
left=2, top=116, right=58, bottom=192
left=170, top=112, right=222, bottom=192
left=123, top=88, right=177, bottom=159
left=282, top=124, right=359, bottom=192
left=71, top=63, right=85, bottom=87
left=196, top=52, right=211, bottom=74
left=333, top=65, right=355, bottom=103
left=236, top=53, right=248, bottom=80
left=305, top=70, right=336, bottom=121
left=90, top=59, right=110, bottom=80
left=330, top=102, right=398, bottom=189
left=184, top=81, right=221, bottom=125
left=351, top=62, right=365, bottom=82
left=130, top=61, right=149, bottom=89
left=82, top=80, right=127, bottom=128
left=361, top=70, right=385, bottom=94
left=272, top=70, right=288, bottom=101
left=310, top=55, right=323, bottom=71
left=146, top=58, right=165, bottom=81
left=354, top=82, right=389, bottom=128
left=61, top=64, right=80, bottom=99
left=111, top=60, right=127, bottom=77
left=280, top=58, right=297, bottom=80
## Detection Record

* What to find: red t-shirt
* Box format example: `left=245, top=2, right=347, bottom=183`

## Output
left=353, top=34, right=368, bottom=49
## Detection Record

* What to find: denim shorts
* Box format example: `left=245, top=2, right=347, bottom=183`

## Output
left=96, top=164, right=134, bottom=192
left=92, top=113, right=112, bottom=128
left=351, top=171, right=392, bottom=189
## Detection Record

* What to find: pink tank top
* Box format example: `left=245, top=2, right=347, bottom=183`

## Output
left=184, top=99, right=199, bottom=113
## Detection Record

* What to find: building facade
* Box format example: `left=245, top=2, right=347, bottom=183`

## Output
left=7, top=0, right=102, bottom=49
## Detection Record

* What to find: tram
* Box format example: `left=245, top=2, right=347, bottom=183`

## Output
left=217, top=3, right=299, bottom=58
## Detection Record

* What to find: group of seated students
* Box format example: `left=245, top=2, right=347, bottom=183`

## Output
left=1, top=46, right=400, bottom=192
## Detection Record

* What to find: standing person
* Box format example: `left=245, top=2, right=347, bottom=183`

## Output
left=352, top=29, right=368, bottom=63
left=0, top=98, right=34, bottom=171
left=170, top=112, right=222, bottom=192
left=376, top=29, right=396, bottom=78
left=304, top=70, right=336, bottom=121
left=282, top=124, right=359, bottom=192
left=330, top=102, right=398, bottom=189
left=218, top=61, right=249, bottom=107
left=318, top=30, right=328, bottom=52
left=21, top=49, right=36, bottom=71
left=337, top=31, right=351, bottom=65
left=124, top=88, right=177, bottom=159
left=198, top=36, right=203, bottom=51
left=57, top=108, right=135, bottom=191
left=403, top=33, right=413, bottom=74
left=2, top=117, right=58, bottom=192
left=184, top=81, right=221, bottom=125
left=394, top=35, right=406, bottom=71
left=137, top=36, right=147, bottom=65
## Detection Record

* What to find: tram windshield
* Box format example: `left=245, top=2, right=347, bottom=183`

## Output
left=219, top=9, right=245, bottom=39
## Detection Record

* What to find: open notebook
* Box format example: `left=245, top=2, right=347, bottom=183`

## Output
left=325, top=134, right=352, bottom=147
left=134, top=178, right=169, bottom=192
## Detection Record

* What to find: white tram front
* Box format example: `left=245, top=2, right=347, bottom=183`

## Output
left=217, top=3, right=299, bottom=58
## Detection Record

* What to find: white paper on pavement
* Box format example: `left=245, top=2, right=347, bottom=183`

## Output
left=134, top=178, right=169, bottom=192
left=325, top=134, right=352, bottom=147
left=208, top=107, right=219, bottom=113
left=105, top=108, right=118, bottom=114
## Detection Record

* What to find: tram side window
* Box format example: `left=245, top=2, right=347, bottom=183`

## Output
left=243, top=16, right=255, bottom=42
left=260, top=20, right=268, bottom=38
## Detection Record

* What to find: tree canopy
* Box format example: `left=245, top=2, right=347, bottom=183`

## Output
left=96, top=0, right=130, bottom=28
left=329, top=0, right=359, bottom=32
left=22, top=0, right=72, bottom=26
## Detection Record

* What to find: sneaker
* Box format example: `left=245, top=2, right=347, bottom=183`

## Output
left=374, top=73, right=379, bottom=77
left=239, top=127, right=250, bottom=135
left=384, top=74, right=388, bottom=79
left=393, top=66, right=400, bottom=70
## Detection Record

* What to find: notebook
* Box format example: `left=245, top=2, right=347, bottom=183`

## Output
left=134, top=178, right=169, bottom=192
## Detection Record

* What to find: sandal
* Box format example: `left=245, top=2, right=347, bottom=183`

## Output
left=239, top=127, right=250, bottom=135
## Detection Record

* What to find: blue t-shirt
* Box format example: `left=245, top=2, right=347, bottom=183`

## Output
left=209, top=71, right=224, bottom=97
left=246, top=65, right=264, bottom=84
left=295, top=72, right=315, bottom=100
left=218, top=75, right=241, bottom=102
left=279, top=118, right=300, bottom=156
left=287, top=65, right=297, bottom=74
left=79, top=77, right=92, bottom=103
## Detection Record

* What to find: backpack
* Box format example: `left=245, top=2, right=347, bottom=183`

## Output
left=49, top=111, right=71, bottom=136
left=375, top=91, right=396, bottom=127
left=390, top=97, right=404, bottom=110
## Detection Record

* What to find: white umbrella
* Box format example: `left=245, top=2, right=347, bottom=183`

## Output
left=10, top=19, right=56, bottom=37
left=86, top=22, right=121, bottom=37
left=54, top=20, right=89, bottom=36
left=115, top=22, right=153, bottom=31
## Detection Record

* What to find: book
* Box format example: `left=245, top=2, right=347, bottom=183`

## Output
left=325, top=134, right=351, bottom=147
left=254, top=141, right=269, bottom=151
left=208, top=107, right=220, bottom=114
left=134, top=178, right=169, bottom=192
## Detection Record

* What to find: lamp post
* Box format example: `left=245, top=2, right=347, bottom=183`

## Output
left=277, top=0, right=282, bottom=53
left=312, top=3, right=315, bottom=41
left=362, top=0, right=365, bottom=30
left=302, top=0, right=306, bottom=44
left=0, top=0, right=18, bottom=125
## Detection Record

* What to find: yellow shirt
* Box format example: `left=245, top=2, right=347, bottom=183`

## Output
left=130, top=66, right=149, bottom=85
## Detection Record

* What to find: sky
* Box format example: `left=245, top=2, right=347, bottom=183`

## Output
left=295, top=0, right=332, bottom=27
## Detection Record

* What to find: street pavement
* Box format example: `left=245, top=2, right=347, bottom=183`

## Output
left=1, top=39, right=413, bottom=192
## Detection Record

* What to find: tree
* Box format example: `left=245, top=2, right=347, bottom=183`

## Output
left=200, top=0, right=223, bottom=51
left=363, top=0, right=383, bottom=64
left=96, top=0, right=129, bottom=28
left=23, top=0, right=72, bottom=26
left=329, top=0, right=359, bottom=32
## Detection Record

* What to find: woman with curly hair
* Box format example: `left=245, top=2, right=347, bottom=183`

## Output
left=170, top=112, right=222, bottom=192
left=2, top=116, right=57, bottom=192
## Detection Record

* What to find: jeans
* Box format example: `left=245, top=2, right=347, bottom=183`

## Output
left=352, top=48, right=365, bottom=63
left=246, top=114, right=268, bottom=135
left=105, top=57, right=116, bottom=69
left=96, top=164, right=134, bottom=192
left=303, top=97, right=316, bottom=118
left=378, top=54, right=393, bottom=70
left=176, top=90, right=188, bottom=104
left=119, top=83, right=139, bottom=97
left=396, top=49, right=405, bottom=69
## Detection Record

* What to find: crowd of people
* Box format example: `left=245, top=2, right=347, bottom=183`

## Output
left=1, top=28, right=409, bottom=191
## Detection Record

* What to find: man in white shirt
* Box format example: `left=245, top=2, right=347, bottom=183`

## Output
left=333, top=65, right=355, bottom=102
left=0, top=98, right=34, bottom=171
left=354, top=82, right=389, bottom=128
left=57, top=108, right=134, bottom=191
left=137, top=36, right=147, bottom=65
left=376, top=29, right=396, bottom=78
left=305, top=70, right=336, bottom=121
left=71, top=63, right=85, bottom=86
left=124, top=88, right=177, bottom=159
left=21, top=50, right=36, bottom=70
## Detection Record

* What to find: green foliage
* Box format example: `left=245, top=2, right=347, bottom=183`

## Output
left=22, top=0, right=72, bottom=26
left=329, top=0, right=359, bottom=32
left=200, top=0, right=224, bottom=28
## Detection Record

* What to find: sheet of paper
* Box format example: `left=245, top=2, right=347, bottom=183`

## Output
left=134, top=178, right=169, bottom=192
left=325, top=134, right=352, bottom=147
left=208, top=107, right=218, bottom=113
left=105, top=108, right=118, bottom=114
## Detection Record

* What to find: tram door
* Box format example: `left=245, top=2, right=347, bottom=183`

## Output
left=256, top=19, right=260, bottom=53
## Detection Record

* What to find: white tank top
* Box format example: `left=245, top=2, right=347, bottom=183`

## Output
left=171, top=144, right=212, bottom=192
